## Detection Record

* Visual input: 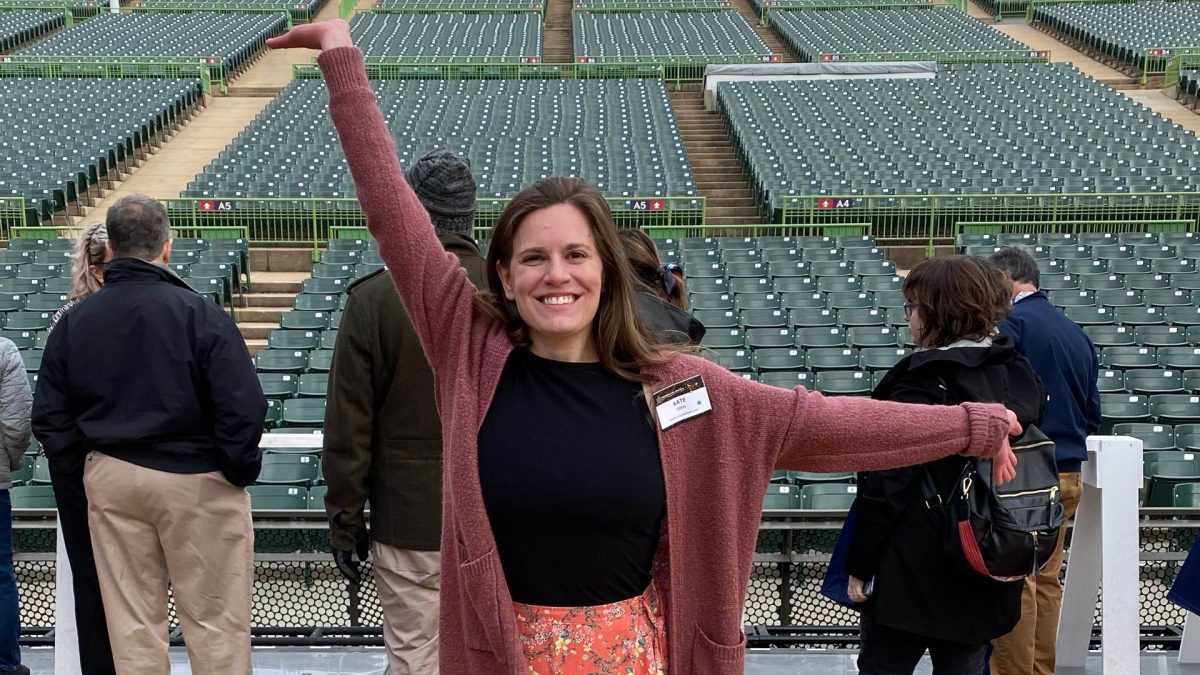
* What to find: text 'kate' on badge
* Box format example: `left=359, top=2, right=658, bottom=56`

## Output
left=652, top=375, right=713, bottom=431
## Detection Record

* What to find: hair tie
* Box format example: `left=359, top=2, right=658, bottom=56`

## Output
left=658, top=264, right=678, bottom=297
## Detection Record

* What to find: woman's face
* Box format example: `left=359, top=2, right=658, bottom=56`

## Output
left=497, top=203, right=604, bottom=361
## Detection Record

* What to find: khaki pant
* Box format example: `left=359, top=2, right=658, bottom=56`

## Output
left=83, top=452, right=253, bottom=675
left=373, top=543, right=440, bottom=675
left=990, top=472, right=1084, bottom=675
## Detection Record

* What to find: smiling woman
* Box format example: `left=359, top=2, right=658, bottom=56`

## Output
left=268, top=18, right=1023, bottom=675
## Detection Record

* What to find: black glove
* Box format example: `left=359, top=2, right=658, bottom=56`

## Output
left=332, top=538, right=370, bottom=585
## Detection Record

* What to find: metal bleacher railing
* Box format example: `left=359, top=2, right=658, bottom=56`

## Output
left=128, top=0, right=324, bottom=25
left=13, top=434, right=1200, bottom=653
left=0, top=0, right=101, bottom=21
left=755, top=0, right=966, bottom=29
left=1025, top=0, right=1200, bottom=84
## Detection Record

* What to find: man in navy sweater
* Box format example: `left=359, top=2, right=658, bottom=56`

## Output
left=988, top=246, right=1102, bottom=675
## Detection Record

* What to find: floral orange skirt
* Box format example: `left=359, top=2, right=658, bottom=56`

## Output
left=513, top=581, right=668, bottom=674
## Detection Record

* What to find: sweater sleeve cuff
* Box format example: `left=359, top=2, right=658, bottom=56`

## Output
left=962, top=402, right=1011, bottom=458
left=317, top=47, right=369, bottom=96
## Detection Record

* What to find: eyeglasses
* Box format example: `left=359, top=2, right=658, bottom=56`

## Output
left=902, top=301, right=916, bottom=319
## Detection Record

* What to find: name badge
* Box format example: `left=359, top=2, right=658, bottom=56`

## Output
left=652, top=375, right=713, bottom=431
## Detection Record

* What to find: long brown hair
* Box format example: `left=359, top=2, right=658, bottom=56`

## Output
left=903, top=255, right=1012, bottom=349
left=475, top=177, right=669, bottom=381
left=617, top=228, right=688, bottom=310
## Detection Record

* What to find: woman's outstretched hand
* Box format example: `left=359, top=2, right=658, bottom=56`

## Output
left=266, top=18, right=353, bottom=52
left=991, top=409, right=1022, bottom=486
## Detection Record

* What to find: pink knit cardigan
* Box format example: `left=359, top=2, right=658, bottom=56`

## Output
left=317, top=47, right=1012, bottom=675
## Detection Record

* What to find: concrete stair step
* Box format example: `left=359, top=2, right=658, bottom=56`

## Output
left=240, top=322, right=279, bottom=340
left=246, top=293, right=300, bottom=308
left=246, top=339, right=268, bottom=357
left=708, top=206, right=762, bottom=217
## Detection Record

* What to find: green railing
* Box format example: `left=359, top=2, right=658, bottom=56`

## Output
left=1143, top=46, right=1200, bottom=85
left=294, top=61, right=666, bottom=79
left=339, top=0, right=355, bottom=17
left=760, top=0, right=964, bottom=26
left=956, top=219, right=1193, bottom=235
left=572, top=0, right=732, bottom=9
left=0, top=198, right=30, bottom=236
left=779, top=192, right=1200, bottom=252
left=331, top=222, right=874, bottom=242
left=368, top=1, right=546, bottom=13
left=813, top=48, right=1050, bottom=65
left=362, top=55, right=547, bottom=66
left=0, top=0, right=97, bottom=20
left=129, top=1, right=312, bottom=24
left=1170, top=53, right=1200, bottom=103
left=9, top=224, right=250, bottom=241
left=574, top=54, right=782, bottom=82
left=0, top=56, right=215, bottom=94
left=164, top=196, right=706, bottom=249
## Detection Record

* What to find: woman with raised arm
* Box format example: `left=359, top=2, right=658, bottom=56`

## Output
left=269, top=21, right=1020, bottom=675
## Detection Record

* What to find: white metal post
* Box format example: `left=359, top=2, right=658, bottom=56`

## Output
left=109, top=0, right=120, bottom=13
left=1056, top=436, right=1142, bottom=672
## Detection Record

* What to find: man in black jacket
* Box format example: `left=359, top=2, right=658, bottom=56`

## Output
left=323, top=149, right=484, bottom=674
left=32, top=194, right=266, bottom=674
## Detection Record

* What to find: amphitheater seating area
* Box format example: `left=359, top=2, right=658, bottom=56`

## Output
left=374, top=0, right=543, bottom=9
left=0, top=77, right=203, bottom=219
left=183, top=77, right=698, bottom=201
left=1032, top=0, right=1200, bottom=69
left=769, top=8, right=1027, bottom=61
left=719, top=63, right=1200, bottom=217
left=21, top=11, right=287, bottom=76
left=349, top=11, right=542, bottom=61
left=0, top=9, right=63, bottom=52
left=572, top=10, right=770, bottom=60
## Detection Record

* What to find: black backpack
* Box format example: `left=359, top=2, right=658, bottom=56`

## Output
left=922, top=425, right=1064, bottom=582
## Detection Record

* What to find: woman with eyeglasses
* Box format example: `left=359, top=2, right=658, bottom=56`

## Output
left=847, top=255, right=1047, bottom=675
left=617, top=228, right=704, bottom=345
left=47, top=222, right=117, bottom=675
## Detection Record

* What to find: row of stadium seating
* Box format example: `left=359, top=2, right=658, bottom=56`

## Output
left=769, top=7, right=1025, bottom=61
left=1, top=77, right=204, bottom=219
left=0, top=9, right=63, bottom=52
left=1182, top=69, right=1200, bottom=106
left=22, top=12, right=287, bottom=77
left=1031, top=0, right=1200, bottom=70
left=375, top=0, right=540, bottom=9
left=184, top=78, right=698, bottom=201
left=10, top=482, right=331, bottom=511
left=720, top=63, right=1200, bottom=216
left=572, top=10, right=770, bottom=59
left=350, top=11, right=542, bottom=61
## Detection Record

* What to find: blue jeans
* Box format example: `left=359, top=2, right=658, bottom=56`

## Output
left=0, top=489, right=20, bottom=670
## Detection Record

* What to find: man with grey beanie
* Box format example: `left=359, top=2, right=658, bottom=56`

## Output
left=323, top=148, right=483, bottom=674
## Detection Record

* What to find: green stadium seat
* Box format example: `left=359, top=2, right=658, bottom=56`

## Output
left=846, top=326, right=898, bottom=348
left=258, top=373, right=298, bottom=400
left=806, top=348, right=859, bottom=371
left=280, top=311, right=332, bottom=332
left=1165, top=306, right=1200, bottom=326
left=1150, top=395, right=1200, bottom=426
left=758, top=371, right=814, bottom=389
left=10, top=485, right=55, bottom=508
left=801, top=483, right=857, bottom=510
left=9, top=460, right=32, bottom=487
left=293, top=294, right=339, bottom=313
left=1052, top=290, right=1096, bottom=308
left=796, top=327, right=846, bottom=349
left=690, top=294, right=735, bottom=311
left=1172, top=482, right=1200, bottom=507
left=1158, top=348, right=1200, bottom=370
left=1114, top=306, right=1165, bottom=326
left=701, top=328, right=746, bottom=349
left=1064, top=306, right=1114, bottom=326
left=746, top=328, right=794, bottom=349
left=780, top=293, right=825, bottom=310
left=1143, top=451, right=1200, bottom=506
left=1176, top=424, right=1200, bottom=451
left=789, top=307, right=837, bottom=328
left=752, top=348, right=804, bottom=372
left=734, top=294, right=781, bottom=311
left=248, top=485, right=309, bottom=510
left=837, top=308, right=885, bottom=327
left=693, top=309, right=738, bottom=329
left=1136, top=325, right=1188, bottom=347
left=771, top=470, right=854, bottom=486
left=256, top=350, right=308, bottom=375
left=1111, top=423, right=1175, bottom=451
left=1085, top=325, right=1135, bottom=347
left=297, top=374, right=328, bottom=398
left=762, top=485, right=801, bottom=510
left=257, top=454, right=320, bottom=487
left=267, top=330, right=320, bottom=351
left=1100, top=393, right=1151, bottom=433
left=4, top=311, right=52, bottom=331
left=813, top=370, right=872, bottom=396
left=1102, top=346, right=1157, bottom=369
left=1124, top=369, right=1185, bottom=395
left=1095, top=289, right=1142, bottom=307
left=282, top=398, right=326, bottom=428
left=859, top=347, right=911, bottom=371
left=307, top=350, right=335, bottom=373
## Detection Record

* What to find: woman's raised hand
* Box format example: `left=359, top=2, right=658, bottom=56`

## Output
left=266, top=18, right=353, bottom=52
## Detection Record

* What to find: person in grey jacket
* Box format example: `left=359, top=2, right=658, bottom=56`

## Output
left=0, top=336, right=34, bottom=675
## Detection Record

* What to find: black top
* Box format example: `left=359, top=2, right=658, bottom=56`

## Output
left=846, top=336, right=1047, bottom=644
left=32, top=258, right=266, bottom=486
left=478, top=348, right=664, bottom=606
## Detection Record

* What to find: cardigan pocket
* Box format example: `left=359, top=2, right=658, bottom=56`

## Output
left=692, top=625, right=747, bottom=673
left=458, top=546, right=509, bottom=662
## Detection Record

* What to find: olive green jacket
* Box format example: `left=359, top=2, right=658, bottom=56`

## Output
left=322, top=234, right=486, bottom=551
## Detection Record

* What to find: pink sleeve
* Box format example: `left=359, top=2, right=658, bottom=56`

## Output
left=774, top=390, right=1011, bottom=473
left=317, top=47, right=482, bottom=368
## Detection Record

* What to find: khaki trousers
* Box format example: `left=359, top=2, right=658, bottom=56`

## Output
left=373, top=543, right=440, bottom=675
left=990, top=472, right=1084, bottom=675
left=83, top=452, right=254, bottom=675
